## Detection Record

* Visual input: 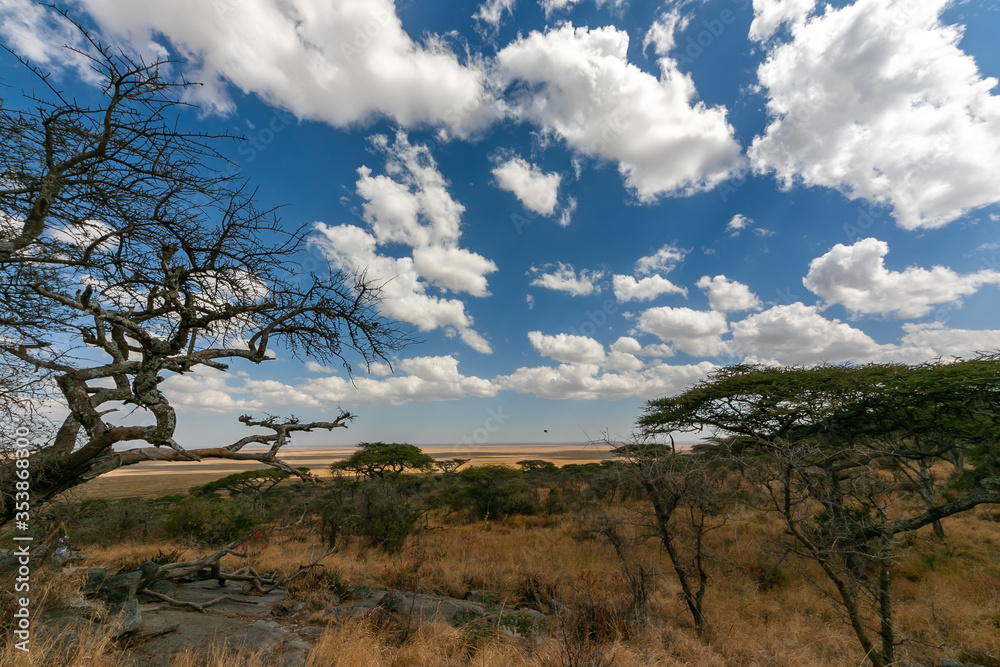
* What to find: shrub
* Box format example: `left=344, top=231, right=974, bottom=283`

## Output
left=163, top=495, right=263, bottom=546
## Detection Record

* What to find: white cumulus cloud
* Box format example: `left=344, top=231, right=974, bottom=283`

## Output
left=726, top=214, right=752, bottom=235
left=52, top=0, right=497, bottom=136
left=498, top=360, right=714, bottom=401
left=636, top=306, right=730, bottom=357
left=613, top=275, right=687, bottom=302
left=312, top=133, right=495, bottom=353
left=749, top=0, right=1000, bottom=229
left=803, top=238, right=1000, bottom=318
left=696, top=275, right=762, bottom=312
left=729, top=303, right=883, bottom=365
left=492, top=156, right=562, bottom=216
left=496, top=22, right=743, bottom=201
left=635, top=244, right=686, bottom=276
left=529, top=263, right=603, bottom=296
left=528, top=331, right=606, bottom=364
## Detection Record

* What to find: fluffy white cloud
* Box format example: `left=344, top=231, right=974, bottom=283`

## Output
left=160, top=368, right=260, bottom=414
left=613, top=275, right=686, bottom=302
left=499, top=359, right=714, bottom=401
left=496, top=23, right=743, bottom=201
left=637, top=306, right=730, bottom=357
left=894, top=322, right=1000, bottom=361
left=748, top=0, right=814, bottom=41
left=730, top=303, right=883, bottom=364
left=749, top=0, right=1000, bottom=229
left=528, top=331, right=606, bottom=364
left=611, top=336, right=674, bottom=358
left=529, top=263, right=603, bottom=296
left=803, top=238, right=1000, bottom=318
left=412, top=246, right=497, bottom=298
left=356, top=133, right=467, bottom=249
left=539, top=0, right=625, bottom=19
left=312, top=133, right=495, bottom=353
left=492, top=156, right=562, bottom=216
left=304, top=355, right=499, bottom=406
left=696, top=275, right=762, bottom=312
left=59, top=0, right=495, bottom=136
left=0, top=1, right=98, bottom=81
left=474, top=0, right=516, bottom=29
left=635, top=244, right=686, bottom=276
left=726, top=214, right=751, bottom=235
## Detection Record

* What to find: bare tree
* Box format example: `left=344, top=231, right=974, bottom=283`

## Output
left=0, top=14, right=412, bottom=523
left=610, top=434, right=734, bottom=636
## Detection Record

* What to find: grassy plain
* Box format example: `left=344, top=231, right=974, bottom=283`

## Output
left=4, top=490, right=1000, bottom=666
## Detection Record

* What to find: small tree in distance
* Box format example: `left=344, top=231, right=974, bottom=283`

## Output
left=516, top=459, right=557, bottom=473
left=332, top=442, right=435, bottom=480
left=435, top=458, right=470, bottom=474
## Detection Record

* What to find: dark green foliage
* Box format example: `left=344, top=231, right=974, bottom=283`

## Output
left=332, top=442, right=435, bottom=479
left=191, top=468, right=296, bottom=497
left=354, top=479, right=421, bottom=553
left=453, top=465, right=535, bottom=520
left=517, top=459, right=557, bottom=473
left=638, top=356, right=1000, bottom=667
left=39, top=497, right=165, bottom=547
left=162, top=495, right=263, bottom=546
left=435, top=458, right=470, bottom=474
left=311, top=476, right=422, bottom=554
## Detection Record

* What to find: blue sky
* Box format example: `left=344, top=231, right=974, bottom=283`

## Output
left=3, top=0, right=1000, bottom=448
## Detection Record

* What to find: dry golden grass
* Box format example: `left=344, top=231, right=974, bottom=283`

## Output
left=5, top=503, right=1000, bottom=666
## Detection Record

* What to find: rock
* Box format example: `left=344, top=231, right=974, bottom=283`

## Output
left=310, top=600, right=326, bottom=611
left=136, top=561, right=160, bottom=585
left=516, top=608, right=546, bottom=622
left=464, top=590, right=497, bottom=605
left=452, top=604, right=485, bottom=625
left=549, top=598, right=567, bottom=614
left=292, top=601, right=306, bottom=613
left=107, top=599, right=142, bottom=638
left=82, top=568, right=109, bottom=593
left=64, top=596, right=106, bottom=622
left=134, top=617, right=181, bottom=640
left=377, top=591, right=407, bottom=614
left=940, top=661, right=965, bottom=667
left=94, top=571, right=142, bottom=604
left=147, top=579, right=178, bottom=596
left=344, top=585, right=372, bottom=600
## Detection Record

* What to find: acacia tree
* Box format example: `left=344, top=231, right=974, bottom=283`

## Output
left=612, top=437, right=733, bottom=635
left=639, top=358, right=1000, bottom=666
left=0, top=18, right=411, bottom=523
left=331, top=442, right=435, bottom=480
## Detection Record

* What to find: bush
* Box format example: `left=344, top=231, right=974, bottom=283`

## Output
left=163, top=495, right=263, bottom=546
left=39, top=497, right=166, bottom=547
left=452, top=465, right=535, bottom=520
left=354, top=479, right=421, bottom=553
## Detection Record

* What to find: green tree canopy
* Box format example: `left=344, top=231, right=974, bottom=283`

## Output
left=639, top=356, right=1000, bottom=667
left=332, top=442, right=435, bottom=479
left=516, top=459, right=557, bottom=473
left=192, top=468, right=304, bottom=497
